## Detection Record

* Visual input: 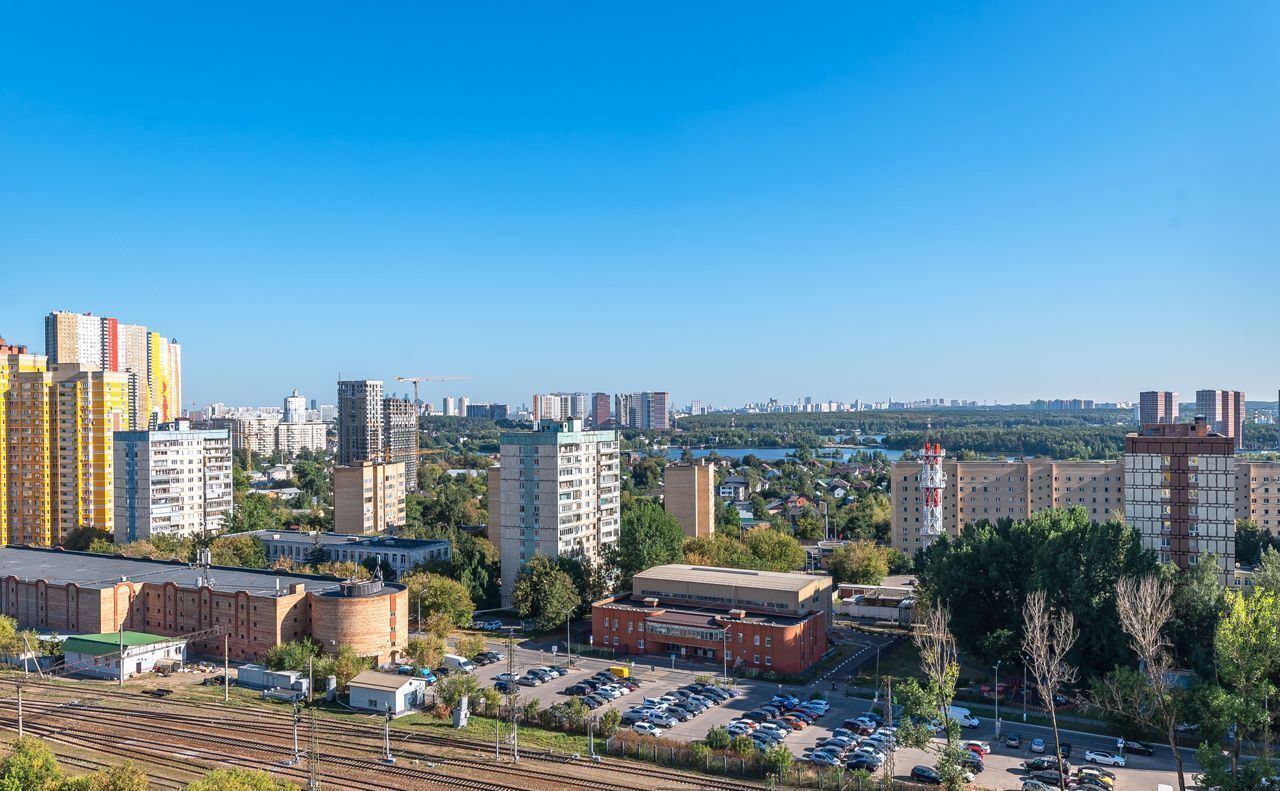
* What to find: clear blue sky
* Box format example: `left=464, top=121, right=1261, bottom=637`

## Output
left=2, top=2, right=1277, bottom=409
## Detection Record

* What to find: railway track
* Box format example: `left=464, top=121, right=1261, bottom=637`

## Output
left=4, top=679, right=769, bottom=790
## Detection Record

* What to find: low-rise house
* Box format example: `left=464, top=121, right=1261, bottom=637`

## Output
left=347, top=670, right=426, bottom=715
left=63, top=632, right=187, bottom=681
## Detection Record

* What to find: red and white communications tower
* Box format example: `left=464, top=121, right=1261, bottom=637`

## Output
left=919, top=442, right=947, bottom=547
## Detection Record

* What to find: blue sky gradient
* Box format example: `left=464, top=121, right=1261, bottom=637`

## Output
left=2, top=3, right=1277, bottom=409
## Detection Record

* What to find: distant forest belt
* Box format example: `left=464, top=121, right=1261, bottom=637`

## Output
left=676, top=408, right=1136, bottom=435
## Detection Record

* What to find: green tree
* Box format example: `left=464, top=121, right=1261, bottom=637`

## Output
left=455, top=633, right=486, bottom=659
left=610, top=498, right=685, bottom=587
left=404, top=636, right=445, bottom=670
left=401, top=572, right=475, bottom=631
left=512, top=556, right=578, bottom=632
left=762, top=744, right=793, bottom=776
left=715, top=500, right=742, bottom=535
left=1215, top=589, right=1280, bottom=779
left=741, top=526, right=805, bottom=571
left=61, top=762, right=149, bottom=791
left=555, top=548, right=613, bottom=616
left=918, top=507, right=1153, bottom=675
left=704, top=725, right=731, bottom=749
left=436, top=671, right=480, bottom=711
left=827, top=541, right=890, bottom=585
left=0, top=737, right=62, bottom=791
left=225, top=493, right=286, bottom=534
left=263, top=639, right=322, bottom=672
left=599, top=706, right=622, bottom=736
left=1167, top=559, right=1225, bottom=676
left=182, top=768, right=296, bottom=791
left=1252, top=546, right=1280, bottom=595
left=209, top=535, right=267, bottom=569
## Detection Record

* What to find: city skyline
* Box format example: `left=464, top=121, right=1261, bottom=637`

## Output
left=3, top=4, right=1277, bottom=407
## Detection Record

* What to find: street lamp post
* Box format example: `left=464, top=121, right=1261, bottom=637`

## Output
left=721, top=630, right=729, bottom=680
left=1022, top=657, right=1028, bottom=722
left=993, top=660, right=1002, bottom=739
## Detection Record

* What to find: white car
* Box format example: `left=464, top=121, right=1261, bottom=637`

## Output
left=1084, top=751, right=1126, bottom=767
left=963, top=740, right=991, bottom=755
left=647, top=713, right=678, bottom=728
left=597, top=687, right=620, bottom=700
left=726, top=723, right=753, bottom=736
left=802, top=700, right=831, bottom=713
left=633, top=722, right=663, bottom=737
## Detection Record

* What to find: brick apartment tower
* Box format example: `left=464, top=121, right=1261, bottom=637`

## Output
left=1139, top=391, right=1179, bottom=426
left=1124, top=416, right=1236, bottom=577
left=1196, top=389, right=1246, bottom=450
left=664, top=459, right=715, bottom=538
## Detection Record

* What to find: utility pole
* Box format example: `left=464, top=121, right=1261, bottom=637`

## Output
left=118, top=627, right=124, bottom=688
left=506, top=628, right=519, bottom=762
left=383, top=705, right=394, bottom=763
left=307, top=655, right=314, bottom=704
left=308, top=705, right=320, bottom=790
left=16, top=683, right=22, bottom=738
left=882, top=676, right=895, bottom=785
left=292, top=701, right=301, bottom=763
left=993, top=660, right=1002, bottom=740
left=566, top=616, right=571, bottom=666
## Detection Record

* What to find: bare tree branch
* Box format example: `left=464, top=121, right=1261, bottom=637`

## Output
left=1023, top=590, right=1078, bottom=791
left=1116, top=575, right=1185, bottom=791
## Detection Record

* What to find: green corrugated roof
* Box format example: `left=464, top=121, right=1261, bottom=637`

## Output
left=63, top=632, right=177, bottom=656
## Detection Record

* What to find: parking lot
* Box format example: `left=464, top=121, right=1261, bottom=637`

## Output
left=458, top=639, right=1195, bottom=789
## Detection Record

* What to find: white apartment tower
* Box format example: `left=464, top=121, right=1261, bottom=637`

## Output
left=113, top=419, right=234, bottom=542
left=283, top=389, right=307, bottom=424
left=494, top=419, right=621, bottom=607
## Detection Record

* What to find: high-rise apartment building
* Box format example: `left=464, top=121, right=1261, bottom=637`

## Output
left=382, top=397, right=418, bottom=490
left=590, top=392, right=611, bottom=428
left=337, top=380, right=384, bottom=465
left=114, top=418, right=234, bottom=542
left=1125, top=417, right=1236, bottom=575
left=1139, top=391, right=1179, bottom=427
left=334, top=461, right=406, bottom=535
left=274, top=421, right=327, bottom=456
left=0, top=338, right=49, bottom=545
left=664, top=459, right=715, bottom=538
left=531, top=393, right=589, bottom=423
left=283, top=389, right=307, bottom=424
left=442, top=396, right=457, bottom=417
left=44, top=311, right=181, bottom=428
left=1196, top=390, right=1246, bottom=450
left=492, top=419, right=621, bottom=607
left=614, top=392, right=671, bottom=430
left=1, top=355, right=131, bottom=546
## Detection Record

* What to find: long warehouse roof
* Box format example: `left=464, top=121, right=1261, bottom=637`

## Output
left=0, top=546, right=345, bottom=596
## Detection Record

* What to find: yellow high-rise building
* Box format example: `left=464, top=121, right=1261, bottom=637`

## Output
left=1, top=338, right=50, bottom=545
left=1, top=344, right=129, bottom=546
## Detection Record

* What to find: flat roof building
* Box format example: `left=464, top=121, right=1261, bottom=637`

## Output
left=592, top=564, right=831, bottom=675
left=664, top=460, right=715, bottom=538
left=242, top=530, right=450, bottom=577
left=334, top=461, right=406, bottom=535
left=0, top=546, right=408, bottom=663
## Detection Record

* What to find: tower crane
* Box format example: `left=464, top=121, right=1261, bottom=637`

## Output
left=396, top=375, right=470, bottom=411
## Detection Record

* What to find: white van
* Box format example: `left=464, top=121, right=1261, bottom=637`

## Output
left=944, top=705, right=980, bottom=729
left=443, top=653, right=476, bottom=673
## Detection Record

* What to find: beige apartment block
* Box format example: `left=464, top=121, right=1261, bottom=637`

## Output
left=334, top=461, right=406, bottom=535
left=664, top=459, right=715, bottom=538
left=1238, top=461, right=1280, bottom=533
left=891, top=459, right=1124, bottom=553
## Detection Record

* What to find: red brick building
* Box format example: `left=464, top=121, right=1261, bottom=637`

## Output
left=592, top=564, right=830, bottom=675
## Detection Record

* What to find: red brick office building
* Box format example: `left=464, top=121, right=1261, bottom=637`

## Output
left=592, top=564, right=830, bottom=675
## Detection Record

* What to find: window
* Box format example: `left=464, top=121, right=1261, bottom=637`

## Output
left=765, top=656, right=772, bottom=666
left=753, top=635, right=760, bottom=646
left=753, top=653, right=760, bottom=664
left=764, top=636, right=772, bottom=647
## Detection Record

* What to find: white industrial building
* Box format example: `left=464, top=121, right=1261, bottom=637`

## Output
left=63, top=632, right=187, bottom=680
left=347, top=670, right=426, bottom=715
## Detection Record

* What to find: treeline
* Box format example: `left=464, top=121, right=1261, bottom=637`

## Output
left=884, top=426, right=1128, bottom=459
left=677, top=407, right=1134, bottom=436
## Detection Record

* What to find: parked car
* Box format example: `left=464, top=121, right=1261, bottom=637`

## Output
left=809, top=752, right=842, bottom=767
left=564, top=684, right=590, bottom=696
left=579, top=695, right=603, bottom=710
left=1083, top=751, right=1125, bottom=767
left=847, top=754, right=884, bottom=771
left=911, top=766, right=943, bottom=785
left=964, top=740, right=991, bottom=755
left=726, top=723, right=753, bottom=736
left=632, top=722, right=663, bottom=738
left=1075, top=767, right=1116, bottom=786
left=517, top=674, right=541, bottom=686
left=1030, top=738, right=1046, bottom=754
left=1120, top=739, right=1154, bottom=756
left=772, top=694, right=800, bottom=707
left=1006, top=733, right=1022, bottom=749
left=621, top=708, right=646, bottom=724
left=663, top=706, right=693, bottom=722
left=960, top=752, right=985, bottom=773
left=1030, top=769, right=1066, bottom=784
left=494, top=680, right=514, bottom=693
left=1023, top=757, right=1070, bottom=772
left=647, top=712, right=678, bottom=728
left=1021, top=781, right=1054, bottom=791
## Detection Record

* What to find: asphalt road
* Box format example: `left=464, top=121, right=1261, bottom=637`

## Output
left=460, top=637, right=1197, bottom=790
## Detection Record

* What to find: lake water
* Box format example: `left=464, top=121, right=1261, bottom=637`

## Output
left=662, top=446, right=905, bottom=462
